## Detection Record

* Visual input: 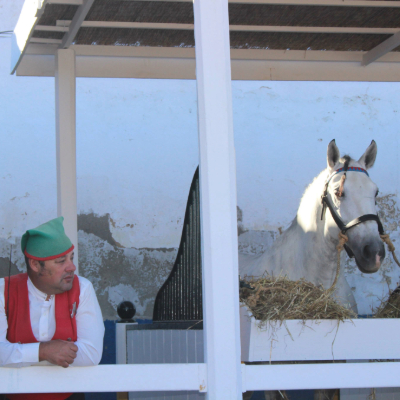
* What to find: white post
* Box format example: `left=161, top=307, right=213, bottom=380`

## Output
left=193, top=0, right=242, bottom=398
left=55, top=49, right=78, bottom=269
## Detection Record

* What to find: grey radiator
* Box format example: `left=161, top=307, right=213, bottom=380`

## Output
left=126, top=323, right=205, bottom=400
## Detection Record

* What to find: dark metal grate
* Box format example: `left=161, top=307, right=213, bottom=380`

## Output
left=153, top=167, right=202, bottom=322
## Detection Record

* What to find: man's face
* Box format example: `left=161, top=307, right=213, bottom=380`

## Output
left=30, top=250, right=76, bottom=295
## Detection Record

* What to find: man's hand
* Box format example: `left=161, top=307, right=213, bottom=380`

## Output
left=39, top=340, right=78, bottom=368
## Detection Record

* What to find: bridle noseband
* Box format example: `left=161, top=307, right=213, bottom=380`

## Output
left=321, top=162, right=384, bottom=258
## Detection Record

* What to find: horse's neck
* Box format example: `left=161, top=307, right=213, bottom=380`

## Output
left=264, top=170, right=336, bottom=287
left=241, top=169, right=341, bottom=287
left=297, top=169, right=339, bottom=282
left=296, top=170, right=327, bottom=234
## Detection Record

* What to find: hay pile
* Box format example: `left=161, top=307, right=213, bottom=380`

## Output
left=374, top=289, right=400, bottom=319
left=239, top=275, right=355, bottom=324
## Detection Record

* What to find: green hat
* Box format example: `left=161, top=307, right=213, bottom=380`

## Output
left=21, top=217, right=74, bottom=261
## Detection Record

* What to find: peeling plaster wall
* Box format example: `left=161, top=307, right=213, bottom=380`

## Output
left=78, top=215, right=177, bottom=320
left=1, top=0, right=400, bottom=321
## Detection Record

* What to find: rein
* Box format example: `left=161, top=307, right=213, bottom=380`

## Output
left=321, top=164, right=400, bottom=292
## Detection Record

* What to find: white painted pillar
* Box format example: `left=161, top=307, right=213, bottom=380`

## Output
left=55, top=49, right=78, bottom=269
left=193, top=0, right=242, bottom=398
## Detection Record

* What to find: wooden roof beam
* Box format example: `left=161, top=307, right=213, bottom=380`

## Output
left=21, top=44, right=400, bottom=63
left=134, top=0, right=400, bottom=7
left=231, top=0, right=400, bottom=5
left=36, top=25, right=70, bottom=32
left=15, top=45, right=400, bottom=81
left=46, top=21, right=400, bottom=35
left=60, top=0, right=95, bottom=48
left=31, top=37, right=63, bottom=44
left=47, top=0, right=83, bottom=4
left=362, top=31, right=400, bottom=66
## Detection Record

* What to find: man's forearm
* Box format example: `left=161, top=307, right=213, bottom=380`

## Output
left=72, top=278, right=105, bottom=367
left=0, top=341, right=39, bottom=367
left=71, top=339, right=103, bottom=366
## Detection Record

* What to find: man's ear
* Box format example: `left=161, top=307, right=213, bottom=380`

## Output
left=29, top=258, right=42, bottom=273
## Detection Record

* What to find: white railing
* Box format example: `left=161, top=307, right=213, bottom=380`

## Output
left=2, top=362, right=400, bottom=394
left=0, top=364, right=207, bottom=394
left=243, top=363, right=400, bottom=392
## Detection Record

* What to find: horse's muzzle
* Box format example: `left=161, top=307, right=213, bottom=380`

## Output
left=354, top=239, right=386, bottom=274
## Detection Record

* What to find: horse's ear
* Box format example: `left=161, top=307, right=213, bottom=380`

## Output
left=327, top=139, right=340, bottom=170
left=358, top=140, right=377, bottom=170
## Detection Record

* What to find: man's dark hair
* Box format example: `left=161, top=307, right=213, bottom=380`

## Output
left=25, top=256, right=45, bottom=271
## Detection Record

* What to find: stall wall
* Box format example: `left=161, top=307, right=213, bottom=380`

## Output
left=1, top=0, right=399, bottom=323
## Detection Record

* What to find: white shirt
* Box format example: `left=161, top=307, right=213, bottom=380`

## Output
left=0, top=275, right=105, bottom=367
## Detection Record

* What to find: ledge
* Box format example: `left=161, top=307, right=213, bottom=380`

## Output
left=0, top=364, right=207, bottom=394
left=240, top=305, right=400, bottom=362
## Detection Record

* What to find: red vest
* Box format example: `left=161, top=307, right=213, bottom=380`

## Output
left=4, top=273, right=80, bottom=400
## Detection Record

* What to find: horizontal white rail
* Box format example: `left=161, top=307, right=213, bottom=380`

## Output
left=0, top=364, right=207, bottom=394
left=243, top=362, right=400, bottom=391
left=3, top=362, right=400, bottom=393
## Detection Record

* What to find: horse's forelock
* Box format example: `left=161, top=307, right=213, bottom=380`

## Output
left=339, top=155, right=353, bottom=166
left=338, top=155, right=368, bottom=169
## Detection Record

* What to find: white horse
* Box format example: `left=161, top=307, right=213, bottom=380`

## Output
left=239, top=140, right=385, bottom=313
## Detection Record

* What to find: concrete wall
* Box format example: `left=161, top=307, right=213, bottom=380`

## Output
left=1, top=0, right=400, bottom=321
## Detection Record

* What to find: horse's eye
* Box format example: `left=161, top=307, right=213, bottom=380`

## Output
left=335, top=189, right=344, bottom=198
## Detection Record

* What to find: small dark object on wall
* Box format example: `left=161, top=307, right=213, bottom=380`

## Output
left=117, top=301, right=136, bottom=322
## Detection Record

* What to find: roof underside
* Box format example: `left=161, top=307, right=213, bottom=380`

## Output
left=12, top=0, right=400, bottom=81
left=33, top=1, right=400, bottom=51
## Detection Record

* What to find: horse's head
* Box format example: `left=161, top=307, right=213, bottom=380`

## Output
left=324, top=140, right=385, bottom=274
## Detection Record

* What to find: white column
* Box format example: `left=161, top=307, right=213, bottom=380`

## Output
left=193, top=0, right=242, bottom=398
left=55, top=49, right=78, bottom=269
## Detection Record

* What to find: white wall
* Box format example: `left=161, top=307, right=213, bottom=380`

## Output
left=1, top=0, right=399, bottom=316
left=234, top=82, right=399, bottom=231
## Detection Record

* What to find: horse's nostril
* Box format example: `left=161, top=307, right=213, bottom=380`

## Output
left=380, top=243, right=386, bottom=259
left=362, top=242, right=385, bottom=262
left=363, top=245, right=372, bottom=259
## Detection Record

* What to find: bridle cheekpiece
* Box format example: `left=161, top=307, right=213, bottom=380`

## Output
left=321, top=162, right=384, bottom=258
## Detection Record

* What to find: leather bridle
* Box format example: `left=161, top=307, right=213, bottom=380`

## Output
left=321, top=162, right=384, bottom=258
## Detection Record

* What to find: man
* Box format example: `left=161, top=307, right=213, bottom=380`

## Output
left=0, top=217, right=105, bottom=400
